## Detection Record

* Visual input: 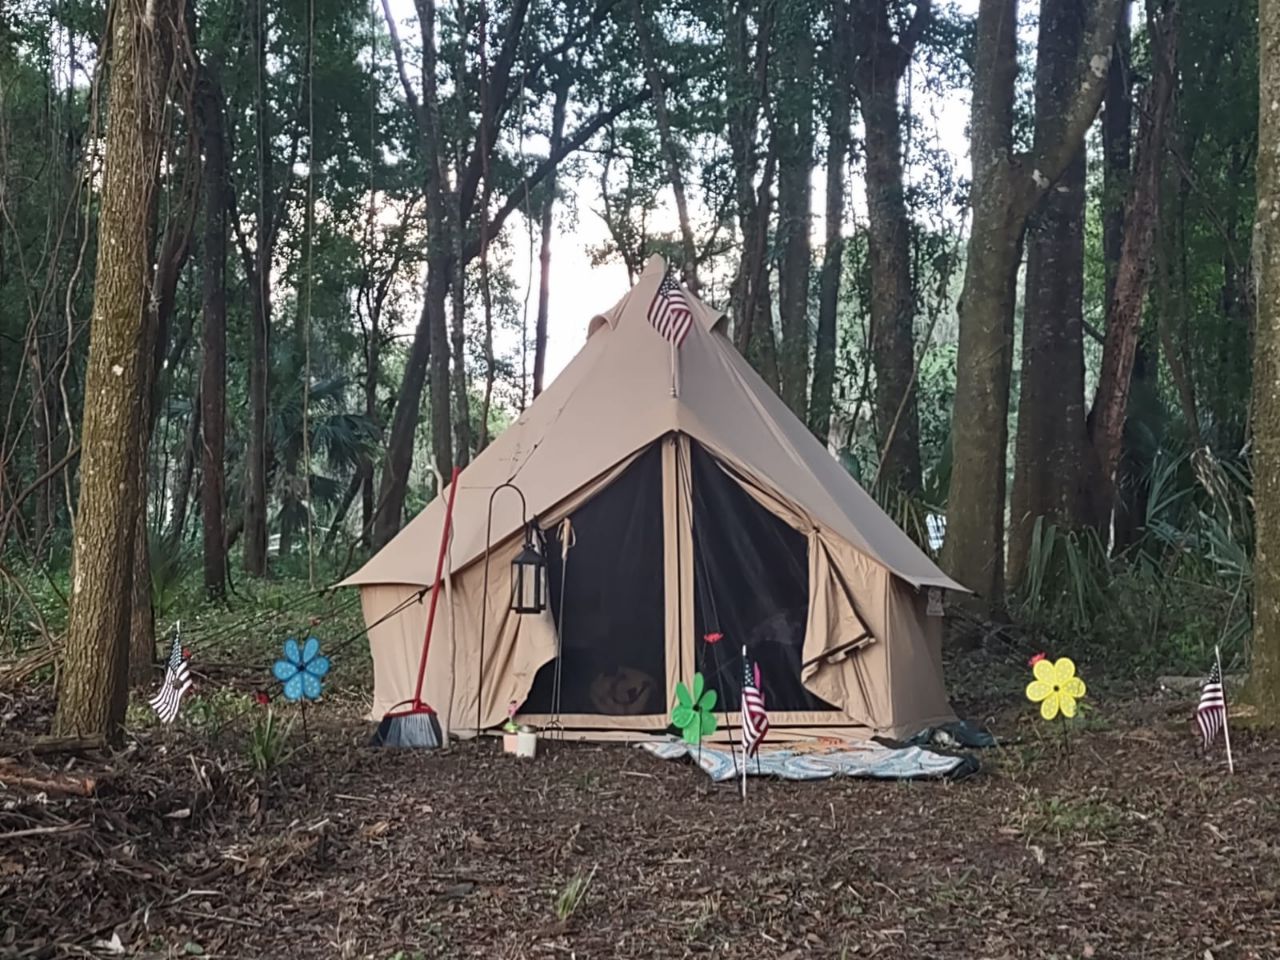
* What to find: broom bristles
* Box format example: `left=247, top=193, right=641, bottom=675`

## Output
left=371, top=710, right=443, bottom=748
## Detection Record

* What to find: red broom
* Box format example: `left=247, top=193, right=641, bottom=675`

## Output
left=373, top=466, right=461, bottom=748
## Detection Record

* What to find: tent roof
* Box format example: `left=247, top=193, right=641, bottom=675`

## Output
left=341, top=255, right=965, bottom=593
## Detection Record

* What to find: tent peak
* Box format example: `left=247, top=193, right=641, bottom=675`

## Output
left=641, top=253, right=667, bottom=276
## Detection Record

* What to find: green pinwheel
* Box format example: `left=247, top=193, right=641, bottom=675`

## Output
left=671, top=672, right=718, bottom=745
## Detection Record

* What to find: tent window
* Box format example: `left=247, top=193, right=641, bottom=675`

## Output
left=523, top=443, right=666, bottom=716
left=688, top=442, right=837, bottom=713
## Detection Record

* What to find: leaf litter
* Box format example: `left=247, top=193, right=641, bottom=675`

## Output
left=1, top=680, right=1278, bottom=958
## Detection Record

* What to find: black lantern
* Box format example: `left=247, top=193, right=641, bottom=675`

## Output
left=511, top=523, right=547, bottom=614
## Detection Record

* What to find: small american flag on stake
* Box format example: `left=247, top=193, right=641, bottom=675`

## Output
left=647, top=270, right=694, bottom=346
left=740, top=645, right=768, bottom=757
left=149, top=626, right=192, bottom=724
left=1195, top=645, right=1234, bottom=772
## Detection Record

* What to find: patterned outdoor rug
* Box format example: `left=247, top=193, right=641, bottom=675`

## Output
left=638, top=737, right=977, bottom=781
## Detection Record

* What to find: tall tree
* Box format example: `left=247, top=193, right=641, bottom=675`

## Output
left=533, top=74, right=570, bottom=400
left=374, top=0, right=453, bottom=548
left=1086, top=1, right=1176, bottom=526
left=849, top=0, right=930, bottom=492
left=809, top=0, right=852, bottom=442
left=243, top=0, right=274, bottom=577
left=1102, top=5, right=1148, bottom=551
left=1247, top=0, right=1280, bottom=724
left=774, top=2, right=816, bottom=417
left=374, top=0, right=634, bottom=545
left=54, top=0, right=179, bottom=739
left=726, top=1, right=779, bottom=388
left=198, top=64, right=229, bottom=600
left=941, top=0, right=1122, bottom=606
left=1008, top=0, right=1092, bottom=585
left=630, top=0, right=700, bottom=292
left=129, top=134, right=198, bottom=685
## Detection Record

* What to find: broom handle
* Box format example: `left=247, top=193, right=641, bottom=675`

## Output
left=412, top=466, right=462, bottom=708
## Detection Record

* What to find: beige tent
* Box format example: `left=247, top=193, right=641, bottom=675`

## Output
left=342, top=255, right=967, bottom=742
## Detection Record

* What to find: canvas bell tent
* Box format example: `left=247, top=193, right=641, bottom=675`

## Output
left=342, top=255, right=967, bottom=742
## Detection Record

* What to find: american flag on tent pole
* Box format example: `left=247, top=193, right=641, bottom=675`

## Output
left=1192, top=647, right=1233, bottom=773
left=647, top=270, right=694, bottom=346
left=740, top=645, right=768, bottom=757
left=149, top=627, right=192, bottom=724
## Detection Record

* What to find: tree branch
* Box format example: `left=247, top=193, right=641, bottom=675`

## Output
left=1026, top=0, right=1125, bottom=194
left=464, top=93, right=643, bottom=263
left=901, top=0, right=933, bottom=58
left=458, top=0, right=533, bottom=225
left=379, top=0, right=428, bottom=144
left=511, top=0, right=619, bottom=99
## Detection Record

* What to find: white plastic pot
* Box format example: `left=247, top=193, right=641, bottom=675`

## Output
left=502, top=732, right=519, bottom=754
left=515, top=729, right=538, bottom=758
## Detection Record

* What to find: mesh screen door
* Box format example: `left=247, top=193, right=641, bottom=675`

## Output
left=523, top=443, right=666, bottom=716
left=688, top=442, right=837, bottom=713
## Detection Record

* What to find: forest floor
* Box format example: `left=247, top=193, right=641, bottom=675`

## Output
left=2, top=600, right=1279, bottom=960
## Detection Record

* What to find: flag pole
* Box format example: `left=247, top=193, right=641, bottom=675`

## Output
left=1216, top=644, right=1235, bottom=774
left=670, top=338, right=677, bottom=398
left=740, top=643, right=748, bottom=802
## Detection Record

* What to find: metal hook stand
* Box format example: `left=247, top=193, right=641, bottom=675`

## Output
left=476, top=482, right=546, bottom=738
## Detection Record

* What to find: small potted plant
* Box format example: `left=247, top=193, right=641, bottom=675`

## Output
left=502, top=701, right=521, bottom=754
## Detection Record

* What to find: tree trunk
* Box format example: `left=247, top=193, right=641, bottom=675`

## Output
left=325, top=471, right=363, bottom=552
left=1245, top=0, right=1280, bottom=724
left=533, top=77, right=569, bottom=400
left=725, top=0, right=757, bottom=342
left=1103, top=4, right=1148, bottom=551
left=27, top=339, right=52, bottom=551
left=169, top=401, right=200, bottom=541
left=1102, top=3, right=1130, bottom=310
left=359, top=298, right=381, bottom=549
left=198, top=65, right=228, bottom=599
left=744, top=151, right=781, bottom=389
left=450, top=196, right=473, bottom=468
left=1087, top=4, right=1175, bottom=528
left=629, top=0, right=699, bottom=291
left=941, top=0, right=1023, bottom=604
left=375, top=280, right=432, bottom=548
left=55, top=0, right=177, bottom=741
left=942, top=0, right=1121, bottom=606
left=851, top=0, right=928, bottom=493
left=428, top=253, right=455, bottom=481
left=775, top=8, right=814, bottom=418
left=129, top=122, right=197, bottom=688
left=243, top=0, right=272, bottom=578
left=1008, top=0, right=1090, bottom=588
left=809, top=1, right=849, bottom=444
left=374, top=0, right=453, bottom=548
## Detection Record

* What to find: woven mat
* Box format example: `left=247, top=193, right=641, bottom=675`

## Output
left=638, top=738, right=975, bottom=782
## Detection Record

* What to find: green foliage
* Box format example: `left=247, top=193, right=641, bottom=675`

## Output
left=182, top=689, right=257, bottom=730
left=148, top=530, right=199, bottom=619
left=552, top=866, right=597, bottom=922
left=1021, top=792, right=1127, bottom=840
left=248, top=707, right=298, bottom=774
left=1010, top=445, right=1253, bottom=675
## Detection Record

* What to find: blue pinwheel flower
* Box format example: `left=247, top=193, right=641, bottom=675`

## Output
left=272, top=636, right=330, bottom=701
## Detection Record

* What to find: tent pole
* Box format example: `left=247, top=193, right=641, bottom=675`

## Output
left=670, top=338, right=678, bottom=397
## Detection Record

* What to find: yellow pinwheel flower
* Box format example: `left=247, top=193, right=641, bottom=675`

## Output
left=1025, top=656, right=1086, bottom=720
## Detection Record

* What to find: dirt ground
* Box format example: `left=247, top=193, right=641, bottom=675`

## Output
left=3, top=677, right=1279, bottom=960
